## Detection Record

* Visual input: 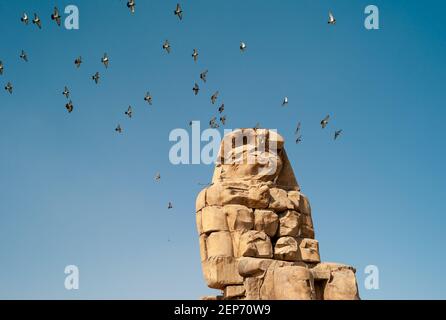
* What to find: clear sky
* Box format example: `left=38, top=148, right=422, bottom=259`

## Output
left=0, top=0, right=445, bottom=299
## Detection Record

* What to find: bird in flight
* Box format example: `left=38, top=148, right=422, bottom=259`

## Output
left=220, top=116, right=226, bottom=126
left=21, top=12, right=29, bottom=25
left=334, top=129, right=343, bottom=140
left=4, top=82, right=13, bottom=94
left=62, top=86, right=70, bottom=99
left=51, top=7, right=61, bottom=26
left=20, top=50, right=28, bottom=62
left=154, top=173, right=161, bottom=181
left=163, top=40, right=171, bottom=54
left=211, top=91, right=219, bottom=104
left=32, top=13, right=42, bottom=29
left=125, top=106, right=133, bottom=118
left=200, top=70, right=208, bottom=83
left=192, top=49, right=199, bottom=62
left=115, top=124, right=123, bottom=133
left=74, top=56, right=82, bottom=68
left=0, top=61, right=3, bottom=75
left=209, top=117, right=219, bottom=128
left=328, top=11, right=336, bottom=25
left=320, top=115, right=330, bottom=129
left=295, top=135, right=303, bottom=144
left=92, top=72, right=100, bottom=84
left=65, top=100, right=73, bottom=113
left=101, top=53, right=109, bottom=68
left=218, top=104, right=225, bottom=113
left=127, top=0, right=135, bottom=14
left=240, top=41, right=247, bottom=52
left=295, top=122, right=301, bottom=135
left=282, top=97, right=288, bottom=106
left=192, top=83, right=200, bottom=95
left=168, top=202, right=173, bottom=209
left=144, top=92, right=153, bottom=105
left=174, top=3, right=183, bottom=20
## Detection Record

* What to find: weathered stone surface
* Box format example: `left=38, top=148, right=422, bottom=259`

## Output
left=224, top=285, right=246, bottom=299
left=269, top=188, right=295, bottom=211
left=297, top=238, right=320, bottom=263
left=202, top=206, right=228, bottom=234
left=202, top=256, right=244, bottom=289
left=206, top=231, right=233, bottom=257
left=196, top=188, right=207, bottom=212
left=278, top=210, right=301, bottom=237
left=195, top=129, right=359, bottom=300
left=274, top=236, right=298, bottom=261
left=238, top=231, right=273, bottom=258
left=254, top=209, right=279, bottom=237
left=225, top=205, right=254, bottom=231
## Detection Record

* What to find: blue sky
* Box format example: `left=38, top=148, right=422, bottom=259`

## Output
left=0, top=0, right=445, bottom=299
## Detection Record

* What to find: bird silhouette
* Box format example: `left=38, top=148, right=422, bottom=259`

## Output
left=174, top=3, right=183, bottom=20
left=192, top=49, right=199, bottom=62
left=115, top=124, right=123, bottom=133
left=4, top=82, right=13, bottom=94
left=62, top=86, right=70, bottom=99
left=240, top=41, right=247, bottom=52
left=334, top=129, right=343, bottom=140
left=65, top=100, right=73, bottom=113
left=163, top=40, right=171, bottom=54
left=101, top=53, right=109, bottom=68
left=92, top=72, right=100, bottom=84
left=21, top=12, right=29, bottom=25
left=218, top=104, right=225, bottom=113
left=321, top=115, right=330, bottom=129
left=144, top=92, right=153, bottom=105
left=51, top=7, right=61, bottom=26
left=211, top=91, right=219, bottom=104
left=295, top=122, right=301, bottom=134
left=328, top=11, right=336, bottom=24
left=220, top=116, right=226, bottom=125
left=127, top=0, right=135, bottom=14
left=125, top=106, right=133, bottom=118
left=282, top=97, right=288, bottom=106
left=154, top=173, right=161, bottom=181
left=74, top=56, right=82, bottom=68
left=296, top=135, right=303, bottom=144
left=32, top=13, right=42, bottom=29
left=192, top=83, right=200, bottom=95
left=200, top=70, right=208, bottom=83
left=20, top=50, right=28, bottom=62
left=0, top=61, right=3, bottom=75
left=168, top=202, right=173, bottom=209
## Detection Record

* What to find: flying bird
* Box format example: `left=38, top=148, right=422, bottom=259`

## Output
left=0, top=61, right=3, bottom=75
left=162, top=40, right=171, bottom=53
left=168, top=202, right=173, bottom=209
left=200, top=70, right=208, bottom=83
left=74, top=56, right=82, bottom=68
left=282, top=96, right=288, bottom=106
left=174, top=3, right=183, bottom=20
left=125, top=106, right=133, bottom=118
left=295, top=122, right=301, bottom=134
left=240, top=41, right=247, bottom=52
left=4, top=82, right=13, bottom=94
left=21, top=12, right=29, bottom=25
left=115, top=124, right=123, bottom=133
left=62, top=86, right=70, bottom=99
left=296, top=135, right=303, bottom=144
left=334, top=129, right=343, bottom=140
left=51, top=7, right=61, bottom=26
left=320, top=115, right=330, bottom=129
left=220, top=116, right=226, bottom=125
left=65, top=100, right=73, bottom=113
left=218, top=104, right=224, bottom=113
left=328, top=11, right=336, bottom=24
left=127, top=0, right=135, bottom=13
left=209, top=117, right=219, bottom=128
left=144, top=92, right=153, bottom=105
left=154, top=173, right=161, bottom=181
left=92, top=72, right=100, bottom=84
left=211, top=91, right=219, bottom=104
left=101, top=53, right=109, bottom=68
left=192, top=49, right=199, bottom=62
left=32, top=13, right=42, bottom=29
left=192, top=83, right=199, bottom=95
left=20, top=50, right=28, bottom=62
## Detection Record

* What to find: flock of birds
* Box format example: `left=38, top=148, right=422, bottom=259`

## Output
left=1, top=3, right=343, bottom=210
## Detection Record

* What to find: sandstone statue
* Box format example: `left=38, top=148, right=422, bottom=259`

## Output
left=195, top=128, right=360, bottom=300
